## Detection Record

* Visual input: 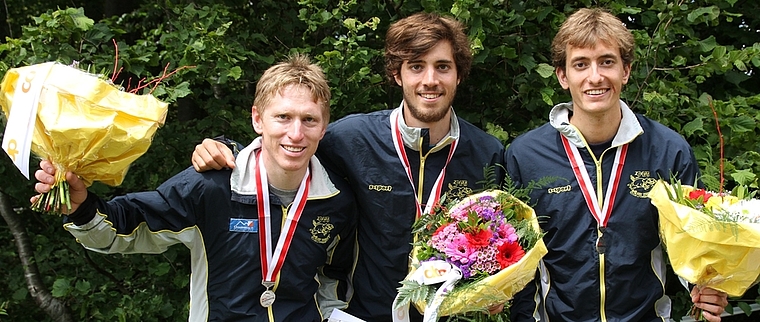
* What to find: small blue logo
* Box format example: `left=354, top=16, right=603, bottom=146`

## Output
left=230, top=218, right=258, bottom=233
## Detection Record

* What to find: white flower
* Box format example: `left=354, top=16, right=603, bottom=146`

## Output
left=722, top=199, right=760, bottom=223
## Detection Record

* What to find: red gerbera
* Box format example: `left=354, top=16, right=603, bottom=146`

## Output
left=496, top=241, right=525, bottom=269
left=466, top=228, right=492, bottom=248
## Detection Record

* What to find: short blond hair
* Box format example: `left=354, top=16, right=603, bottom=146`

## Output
left=551, top=8, right=635, bottom=69
left=253, top=54, right=331, bottom=120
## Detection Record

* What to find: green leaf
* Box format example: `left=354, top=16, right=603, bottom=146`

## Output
left=712, top=45, right=727, bottom=60
left=682, top=118, right=704, bottom=136
left=51, top=278, right=71, bottom=297
left=686, top=6, right=719, bottom=24
left=733, top=59, right=747, bottom=72
left=190, top=40, right=205, bottom=51
left=75, top=280, right=92, bottom=294
left=737, top=301, right=752, bottom=315
left=227, top=66, right=242, bottom=80
left=151, top=262, right=171, bottom=276
left=672, top=55, right=686, bottom=66
left=536, top=63, right=555, bottom=78
left=728, top=115, right=756, bottom=133
left=540, top=87, right=555, bottom=106
left=12, top=288, right=28, bottom=301
left=730, top=169, right=756, bottom=186
left=72, top=15, right=94, bottom=31
left=698, top=36, right=718, bottom=52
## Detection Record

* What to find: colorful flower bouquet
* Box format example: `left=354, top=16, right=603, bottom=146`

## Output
left=393, top=189, right=547, bottom=321
left=649, top=180, right=760, bottom=302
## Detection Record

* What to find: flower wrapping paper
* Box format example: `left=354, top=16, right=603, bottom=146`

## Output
left=0, top=62, right=168, bottom=186
left=649, top=180, right=760, bottom=297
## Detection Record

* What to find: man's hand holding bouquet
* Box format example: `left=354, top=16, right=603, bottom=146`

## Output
left=392, top=175, right=548, bottom=322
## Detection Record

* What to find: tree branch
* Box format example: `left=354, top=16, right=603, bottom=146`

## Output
left=0, top=192, right=73, bottom=322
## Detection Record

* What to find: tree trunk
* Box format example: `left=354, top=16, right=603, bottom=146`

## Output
left=0, top=191, right=73, bottom=322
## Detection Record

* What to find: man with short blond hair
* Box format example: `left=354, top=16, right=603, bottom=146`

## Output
left=34, top=54, right=356, bottom=322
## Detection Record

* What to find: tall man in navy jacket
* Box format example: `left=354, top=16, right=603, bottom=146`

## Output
left=505, top=8, right=729, bottom=322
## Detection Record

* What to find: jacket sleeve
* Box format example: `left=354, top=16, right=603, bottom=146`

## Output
left=674, top=145, right=701, bottom=187
left=316, top=176, right=357, bottom=319
left=316, top=229, right=356, bottom=318
left=64, top=169, right=202, bottom=254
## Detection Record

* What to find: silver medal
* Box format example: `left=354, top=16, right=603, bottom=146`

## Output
left=260, top=289, right=276, bottom=307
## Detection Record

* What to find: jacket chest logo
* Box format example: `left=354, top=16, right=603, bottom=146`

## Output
left=310, top=216, right=334, bottom=244
left=229, top=218, right=258, bottom=233
left=445, top=179, right=472, bottom=200
left=368, top=184, right=393, bottom=192
left=627, top=170, right=656, bottom=198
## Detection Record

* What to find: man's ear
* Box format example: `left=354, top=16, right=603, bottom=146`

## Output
left=556, top=67, right=569, bottom=90
left=251, top=106, right=264, bottom=135
left=393, top=72, right=402, bottom=87
left=622, top=63, right=631, bottom=85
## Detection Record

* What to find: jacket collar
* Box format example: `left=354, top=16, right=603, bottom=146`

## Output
left=230, top=137, right=339, bottom=199
left=391, top=101, right=460, bottom=153
left=549, top=100, right=643, bottom=148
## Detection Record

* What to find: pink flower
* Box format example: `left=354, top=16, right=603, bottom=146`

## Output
left=445, top=234, right=478, bottom=265
left=496, top=223, right=518, bottom=243
left=430, top=223, right=459, bottom=251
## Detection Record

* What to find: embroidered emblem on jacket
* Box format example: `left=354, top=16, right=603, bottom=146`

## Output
left=547, top=184, right=572, bottom=194
left=229, top=218, right=258, bottom=233
left=368, top=184, right=393, bottom=192
left=446, top=180, right=472, bottom=200
left=627, top=171, right=657, bottom=198
left=310, top=216, right=334, bottom=244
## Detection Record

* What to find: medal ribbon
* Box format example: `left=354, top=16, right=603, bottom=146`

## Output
left=560, top=135, right=627, bottom=227
left=255, top=151, right=311, bottom=285
left=390, top=110, right=458, bottom=218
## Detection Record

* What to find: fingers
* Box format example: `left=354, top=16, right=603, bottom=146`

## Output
left=192, top=139, right=235, bottom=172
left=34, top=160, right=56, bottom=194
left=65, top=171, right=86, bottom=192
left=31, top=161, right=88, bottom=213
left=487, top=303, right=504, bottom=315
left=692, top=286, right=728, bottom=321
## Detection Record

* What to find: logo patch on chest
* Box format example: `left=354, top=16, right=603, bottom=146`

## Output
left=229, top=218, right=258, bottom=233
left=627, top=170, right=657, bottom=198
left=310, top=216, right=334, bottom=244
left=445, top=179, right=472, bottom=200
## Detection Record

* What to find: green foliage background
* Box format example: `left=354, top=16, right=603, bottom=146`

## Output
left=0, top=0, right=758, bottom=320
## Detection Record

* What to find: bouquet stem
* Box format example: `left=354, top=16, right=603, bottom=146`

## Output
left=689, top=305, right=706, bottom=321
left=31, top=170, right=71, bottom=215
